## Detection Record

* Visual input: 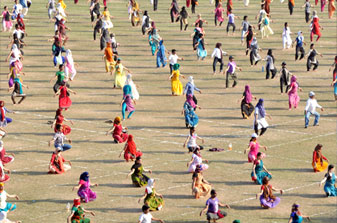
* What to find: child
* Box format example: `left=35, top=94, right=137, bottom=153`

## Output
left=306, top=43, right=322, bottom=71
left=224, top=56, right=242, bottom=88
left=302, top=0, right=313, bottom=23
left=1, top=6, right=13, bottom=32
left=183, top=127, right=204, bottom=153
left=168, top=49, right=184, bottom=74
left=293, top=31, right=306, bottom=61
left=200, top=189, right=230, bottom=223
left=169, top=63, right=185, bottom=96
left=138, top=205, right=164, bottom=223
left=226, top=9, right=239, bottom=36
left=8, top=76, right=27, bottom=105
left=211, top=43, right=227, bottom=74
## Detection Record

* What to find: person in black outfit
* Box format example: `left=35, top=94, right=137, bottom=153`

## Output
left=153, top=0, right=158, bottom=11
left=306, top=43, right=322, bottom=71
left=279, top=62, right=291, bottom=94
left=93, top=15, right=103, bottom=41
left=90, top=0, right=100, bottom=23
left=191, top=0, right=198, bottom=14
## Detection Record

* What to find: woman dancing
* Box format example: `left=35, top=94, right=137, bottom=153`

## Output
left=64, top=49, right=78, bottom=81
left=238, top=85, right=256, bottom=119
left=52, top=108, right=73, bottom=135
left=0, top=141, right=15, bottom=165
left=282, top=22, right=292, bottom=50
left=244, top=133, right=267, bottom=162
left=251, top=152, right=272, bottom=185
left=54, top=81, right=76, bottom=110
left=48, top=147, right=71, bottom=174
left=319, top=164, right=337, bottom=196
left=67, top=198, right=95, bottom=223
left=138, top=179, right=164, bottom=211
left=192, top=165, right=212, bottom=199
left=120, top=91, right=136, bottom=120
left=264, top=49, right=277, bottom=79
left=73, top=172, right=98, bottom=203
left=182, top=95, right=199, bottom=128
left=169, top=63, right=185, bottom=96
left=256, top=176, right=283, bottom=209
left=287, top=75, right=302, bottom=110
left=128, top=157, right=151, bottom=187
left=106, top=116, right=128, bottom=143
left=312, top=144, right=329, bottom=172
left=187, top=148, right=209, bottom=173
left=119, top=134, right=142, bottom=162
left=183, top=127, right=204, bottom=153
left=279, top=62, right=291, bottom=94
left=0, top=101, right=14, bottom=128
left=254, top=99, right=272, bottom=136
left=288, top=203, right=310, bottom=223
left=248, top=37, right=262, bottom=66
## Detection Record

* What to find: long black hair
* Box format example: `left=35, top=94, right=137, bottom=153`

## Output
left=267, top=49, right=275, bottom=63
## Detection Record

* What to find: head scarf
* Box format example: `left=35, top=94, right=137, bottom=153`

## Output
left=256, top=98, right=265, bottom=118
left=114, top=116, right=121, bottom=125
left=146, top=179, right=155, bottom=194
left=125, top=74, right=133, bottom=86
left=244, top=85, right=252, bottom=104
left=186, top=94, right=196, bottom=108
left=126, top=134, right=137, bottom=155
left=0, top=101, right=4, bottom=122
left=65, top=49, right=74, bottom=65
left=188, top=76, right=194, bottom=86
left=73, top=198, right=81, bottom=207
left=173, top=63, right=180, bottom=71
left=290, top=75, right=297, bottom=84
left=79, top=172, right=89, bottom=182
left=251, top=37, right=257, bottom=46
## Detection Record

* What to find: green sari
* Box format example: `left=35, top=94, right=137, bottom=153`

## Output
left=131, top=163, right=149, bottom=187
left=71, top=206, right=90, bottom=223
left=144, top=188, right=164, bottom=211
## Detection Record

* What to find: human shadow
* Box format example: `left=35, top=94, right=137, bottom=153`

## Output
left=222, top=181, right=253, bottom=186
left=16, top=199, right=68, bottom=204
left=231, top=205, right=262, bottom=211
left=99, top=183, right=134, bottom=188
left=148, top=150, right=186, bottom=155
left=268, top=168, right=313, bottom=173
left=164, top=194, right=193, bottom=199
left=72, top=159, right=123, bottom=164
left=153, top=170, right=188, bottom=175
left=91, top=207, right=139, bottom=213
left=12, top=171, right=47, bottom=176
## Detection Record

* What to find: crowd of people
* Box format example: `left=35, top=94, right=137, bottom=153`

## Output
left=0, top=0, right=336, bottom=222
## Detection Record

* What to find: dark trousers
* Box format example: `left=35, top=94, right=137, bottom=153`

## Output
left=266, top=64, right=277, bottom=79
left=91, top=10, right=100, bottom=22
left=288, top=2, right=294, bottom=15
left=169, top=64, right=173, bottom=74
left=295, top=46, right=305, bottom=60
left=214, top=15, right=223, bottom=26
left=280, top=79, right=290, bottom=93
left=305, top=12, right=310, bottom=23
left=180, top=19, right=188, bottom=31
left=153, top=0, right=158, bottom=11
left=93, top=27, right=100, bottom=40
left=191, top=1, right=196, bottom=13
left=254, top=124, right=267, bottom=136
left=212, top=57, right=224, bottom=72
left=250, top=52, right=260, bottom=66
left=193, top=95, right=198, bottom=105
left=307, top=59, right=319, bottom=71
left=226, top=71, right=238, bottom=88
left=170, top=9, right=175, bottom=23
left=226, top=22, right=236, bottom=33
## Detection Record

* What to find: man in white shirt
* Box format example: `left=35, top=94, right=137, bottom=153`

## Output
left=48, top=124, right=72, bottom=151
left=168, top=49, right=183, bottom=74
left=139, top=205, right=164, bottom=223
left=304, top=91, right=323, bottom=128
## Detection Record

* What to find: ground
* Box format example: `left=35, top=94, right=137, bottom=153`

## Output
left=0, top=0, right=336, bottom=222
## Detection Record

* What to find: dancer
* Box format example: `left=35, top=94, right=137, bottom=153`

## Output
left=293, top=31, right=306, bottom=61
left=256, top=5, right=267, bottom=30
left=254, top=99, right=272, bottom=136
left=102, top=6, right=113, bottom=30
left=1, top=6, right=13, bottom=32
left=121, top=91, right=136, bottom=120
left=64, top=49, right=77, bottom=81
left=169, top=0, right=179, bottom=23
left=187, top=148, right=208, bottom=173
left=191, top=0, right=198, bottom=14
left=282, top=22, right=292, bottom=50
left=49, top=124, right=72, bottom=151
left=47, top=0, right=56, bottom=20
left=148, top=22, right=160, bottom=56
left=128, top=157, right=151, bottom=187
left=288, top=203, right=310, bottom=223
left=182, top=95, right=199, bottom=128
left=67, top=198, right=95, bottom=223
left=131, top=0, right=141, bottom=27
left=328, top=0, right=336, bottom=18
left=114, top=58, right=130, bottom=88
left=251, top=152, right=272, bottom=185
left=192, top=165, right=212, bottom=199
left=119, top=135, right=142, bottom=162
left=238, top=85, right=256, bottom=119
left=0, top=183, right=19, bottom=213
left=156, top=40, right=167, bottom=68
left=256, top=177, right=283, bottom=209
left=304, top=91, right=323, bottom=128
left=54, top=81, right=76, bottom=110
left=138, top=179, right=164, bottom=211
left=195, top=33, right=207, bottom=60
left=168, top=49, right=184, bottom=74
left=303, top=0, right=313, bottom=23
left=139, top=205, right=164, bottom=223
left=312, top=144, right=329, bottom=172
left=329, top=56, right=337, bottom=100
left=48, top=147, right=71, bottom=174
left=169, top=63, right=185, bottom=96
left=9, top=76, right=27, bottom=105
left=0, top=141, right=14, bottom=165
left=51, top=108, right=73, bottom=135
left=103, top=43, right=115, bottom=75
left=320, top=164, right=337, bottom=196
left=0, top=101, right=14, bottom=128
left=90, top=0, right=100, bottom=23
left=73, top=172, right=98, bottom=203
left=226, top=9, right=238, bottom=36
left=0, top=159, right=10, bottom=182
left=249, top=37, right=262, bottom=66
left=141, top=11, right=150, bottom=35
left=179, top=6, right=190, bottom=31
left=259, top=14, right=273, bottom=39
left=93, top=15, right=103, bottom=41
left=287, top=75, right=302, bottom=110
left=50, top=64, right=67, bottom=93
left=124, top=74, right=139, bottom=100
left=200, top=189, right=230, bottom=223
left=306, top=44, right=322, bottom=71
left=279, top=62, right=292, bottom=94
left=106, top=116, right=128, bottom=143
left=214, top=3, right=225, bottom=27
left=240, top=16, right=251, bottom=45
left=264, top=49, right=276, bottom=79
left=288, top=0, right=295, bottom=15
left=224, top=56, right=242, bottom=88
left=183, top=127, right=204, bottom=153
left=310, top=13, right=323, bottom=42
left=183, top=76, right=201, bottom=106
left=211, top=43, right=226, bottom=74
left=244, top=133, right=267, bottom=162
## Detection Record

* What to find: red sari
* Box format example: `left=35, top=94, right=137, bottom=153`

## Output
left=186, top=0, right=191, bottom=7
left=227, top=0, right=233, bottom=15
left=0, top=147, right=14, bottom=165
left=124, top=135, right=142, bottom=161
left=49, top=152, right=65, bottom=174
left=264, top=0, right=271, bottom=14
left=58, top=86, right=72, bottom=109
left=0, top=161, right=9, bottom=182
left=54, top=115, right=71, bottom=135
left=113, top=124, right=128, bottom=143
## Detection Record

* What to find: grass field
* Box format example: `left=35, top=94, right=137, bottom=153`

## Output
left=0, top=0, right=336, bottom=222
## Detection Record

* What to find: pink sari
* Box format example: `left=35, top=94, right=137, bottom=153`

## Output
left=288, top=76, right=300, bottom=109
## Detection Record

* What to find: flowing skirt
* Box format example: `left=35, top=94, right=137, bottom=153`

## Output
left=312, top=159, right=328, bottom=172
left=193, top=183, right=212, bottom=198
left=324, top=183, right=337, bottom=196
left=145, top=195, right=164, bottom=211
left=251, top=171, right=272, bottom=185
left=288, top=93, right=300, bottom=109
left=171, top=79, right=183, bottom=95
left=78, top=188, right=97, bottom=203
left=259, top=195, right=281, bottom=208
left=131, top=173, right=149, bottom=187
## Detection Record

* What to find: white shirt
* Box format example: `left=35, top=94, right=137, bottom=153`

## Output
left=53, top=132, right=66, bottom=145
left=0, top=191, right=7, bottom=209
left=13, top=29, right=24, bottom=39
left=187, top=134, right=197, bottom=147
left=305, top=98, right=322, bottom=113
left=211, top=48, right=225, bottom=59
left=13, top=4, right=23, bottom=14
left=169, top=54, right=179, bottom=65
left=282, top=28, right=291, bottom=38
left=139, top=212, right=152, bottom=223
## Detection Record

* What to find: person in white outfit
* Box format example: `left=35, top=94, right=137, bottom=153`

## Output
left=282, top=22, right=292, bottom=49
left=304, top=91, right=324, bottom=128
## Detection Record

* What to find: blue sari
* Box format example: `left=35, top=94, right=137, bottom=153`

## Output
left=251, top=160, right=272, bottom=185
left=197, top=38, right=207, bottom=59
left=156, top=40, right=167, bottom=68
left=324, top=173, right=337, bottom=196
left=183, top=101, right=198, bottom=128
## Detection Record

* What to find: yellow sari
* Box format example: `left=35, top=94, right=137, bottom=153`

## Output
left=171, top=70, right=183, bottom=95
